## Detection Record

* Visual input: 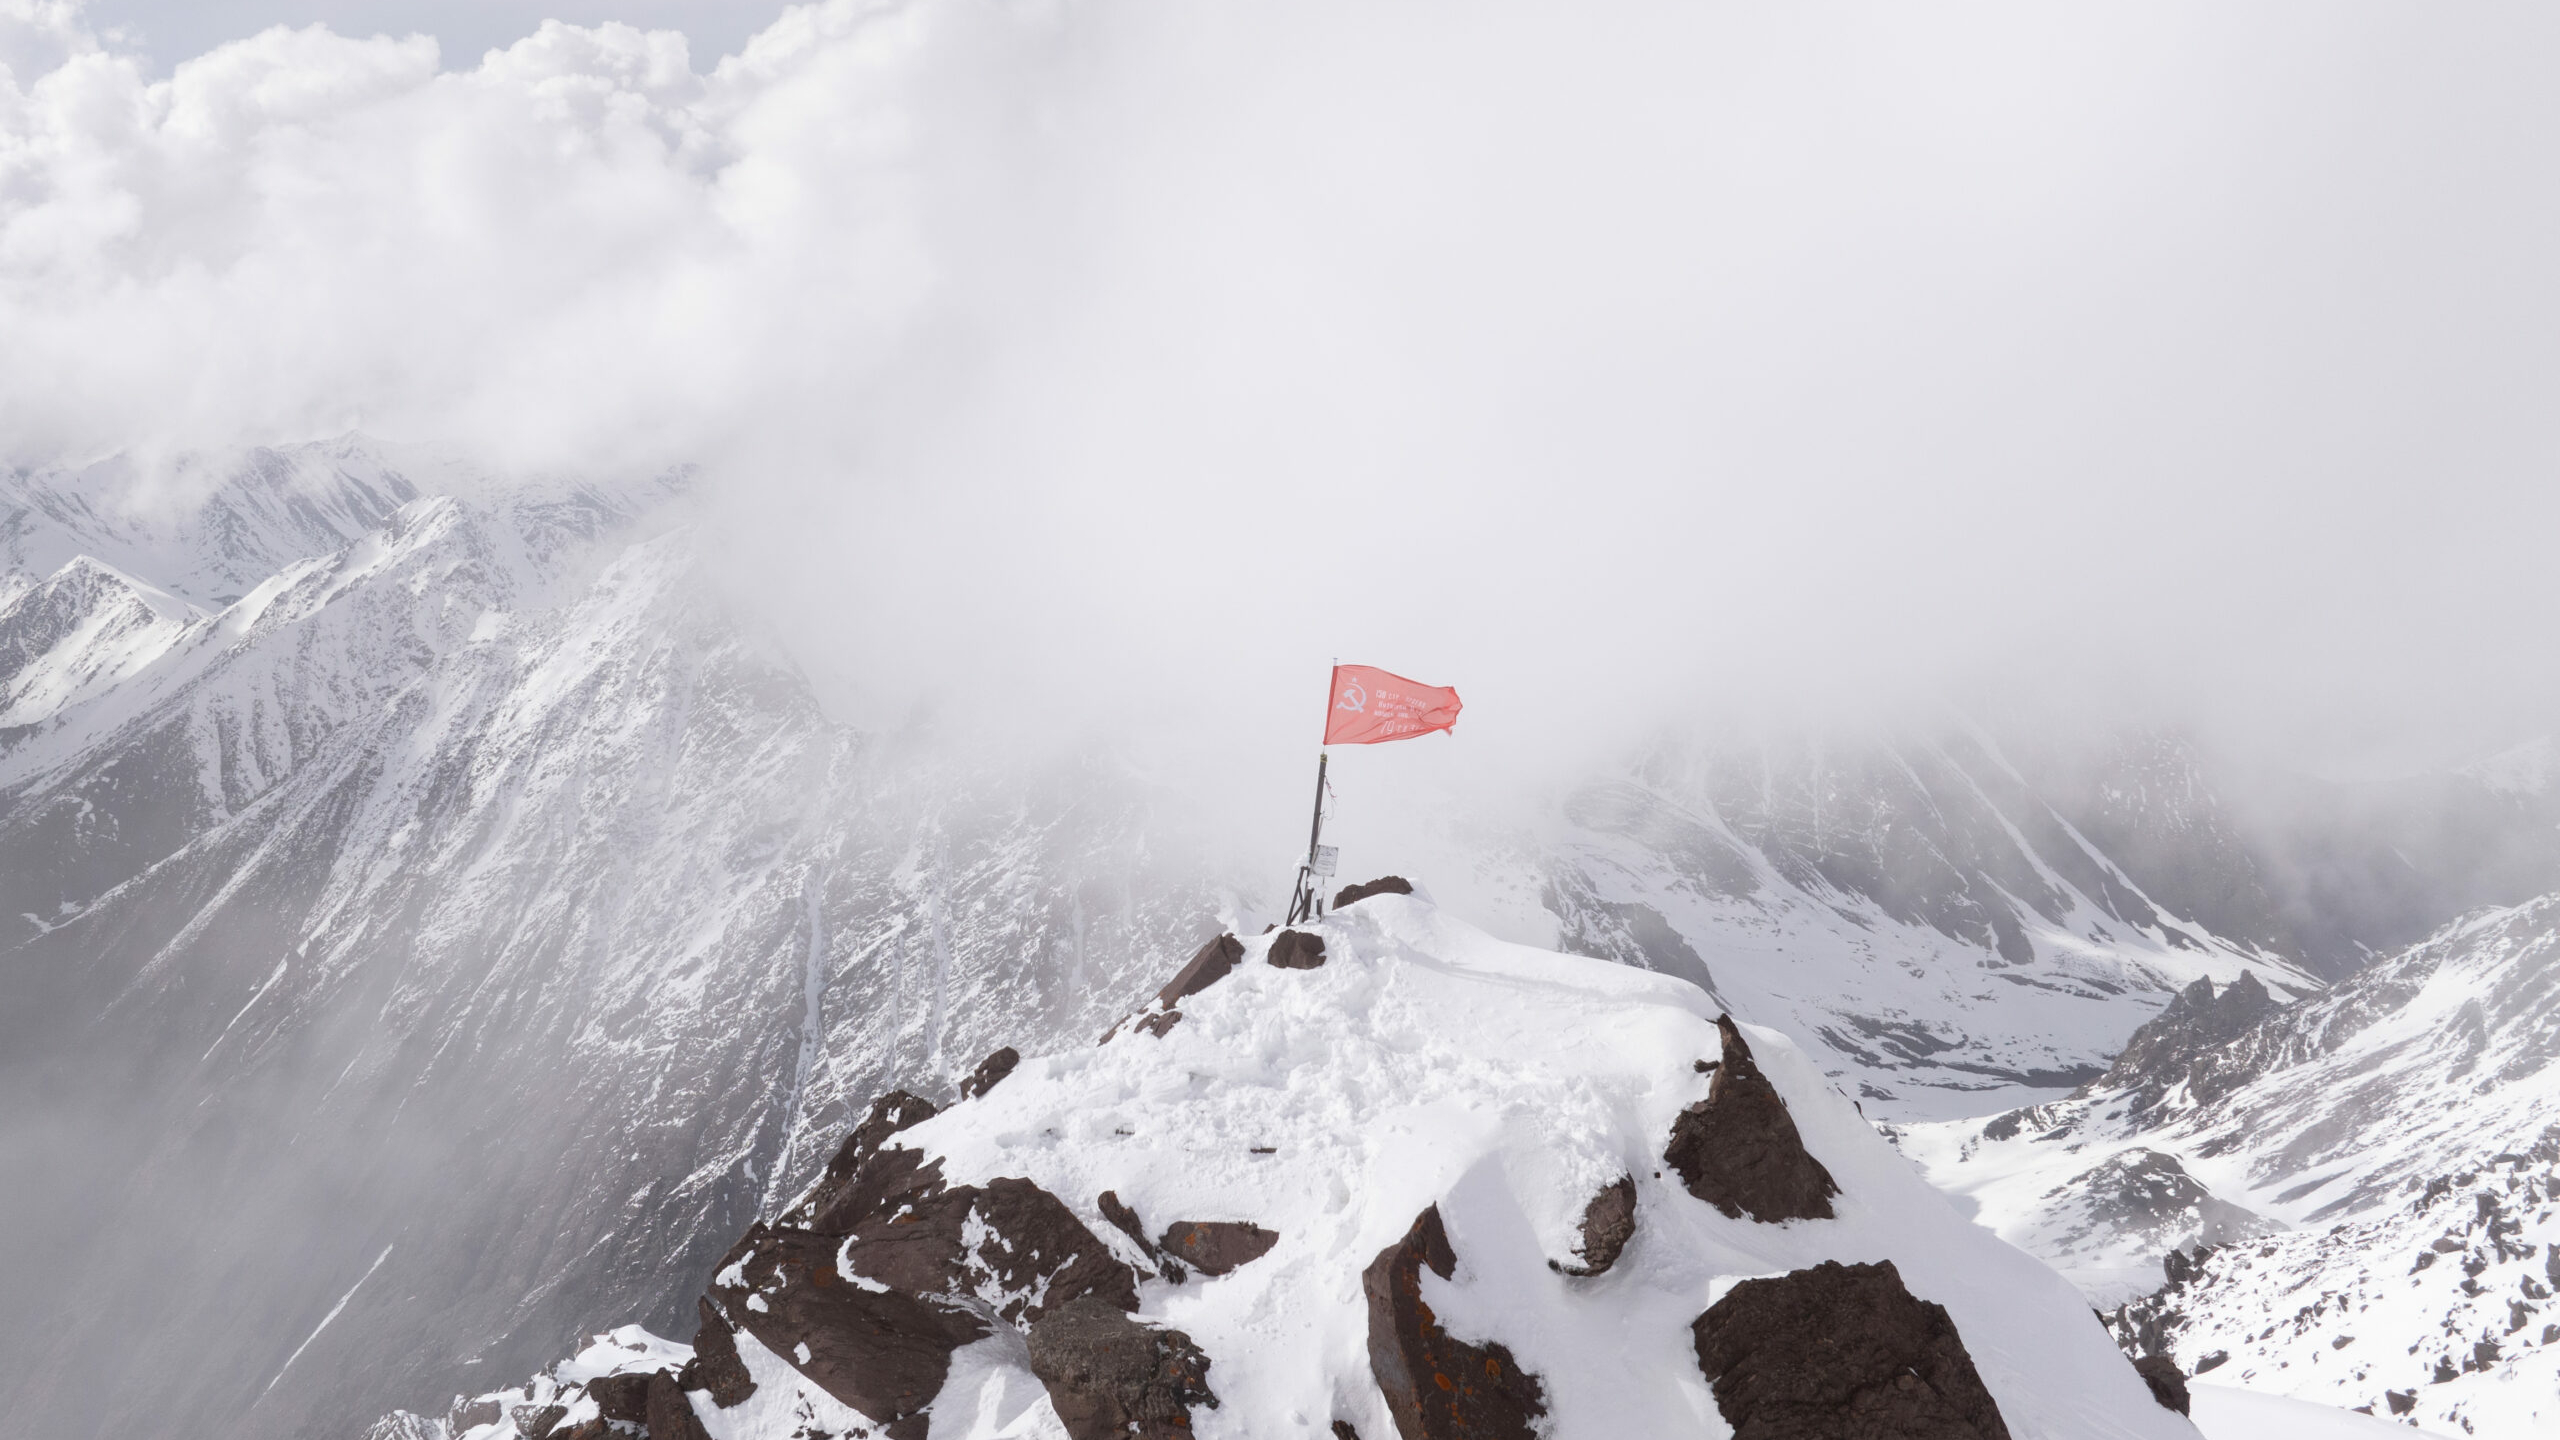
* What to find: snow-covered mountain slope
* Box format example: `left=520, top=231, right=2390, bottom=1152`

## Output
left=2104, top=1132, right=2560, bottom=1438
left=2463, top=736, right=2559, bottom=799
left=374, top=893, right=2203, bottom=1440
left=1903, top=897, right=2560, bottom=1289
left=1894, top=895, right=2560, bottom=1430
left=0, top=554, right=198, bottom=732
left=0, top=495, right=1223, bottom=1440
left=1531, top=730, right=2323, bottom=1121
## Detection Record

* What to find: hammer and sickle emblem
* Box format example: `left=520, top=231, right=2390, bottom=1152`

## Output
left=1338, top=680, right=1368, bottom=713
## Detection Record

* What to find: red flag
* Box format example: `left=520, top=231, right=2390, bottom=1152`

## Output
left=1323, top=664, right=1462, bottom=745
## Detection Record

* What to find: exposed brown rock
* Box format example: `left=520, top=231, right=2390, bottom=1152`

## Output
left=680, top=1294, right=756, bottom=1407
left=1268, top=929, right=1327, bottom=970
left=804, top=1141, right=945, bottom=1237
left=1331, top=1424, right=1362, bottom=1440
left=1333, top=876, right=1415, bottom=908
left=785, top=1090, right=941, bottom=1230
left=2131, top=1353, right=2189, bottom=1415
left=1362, top=1206, right=1547, bottom=1440
left=584, top=1372, right=650, bottom=1423
left=709, top=1223, right=989, bottom=1434
left=1135, top=1010, right=1183, bottom=1038
left=507, top=1402, right=565, bottom=1439
left=1158, top=934, right=1245, bottom=1006
left=1691, top=1259, right=2011, bottom=1440
left=961, top=1046, right=1021, bottom=1100
left=960, top=1178, right=1145, bottom=1321
left=447, top=1398, right=501, bottom=1432
left=1158, top=1220, right=1279, bottom=1276
left=1098, top=1191, right=1159, bottom=1258
left=644, top=1371, right=713, bottom=1440
left=1559, top=1176, right=1636, bottom=1276
left=1664, top=1015, right=1838, bottom=1223
left=1025, top=1295, right=1219, bottom=1440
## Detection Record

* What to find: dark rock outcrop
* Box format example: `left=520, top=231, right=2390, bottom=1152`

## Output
left=1098, top=1190, right=1160, bottom=1257
left=643, top=1371, right=713, bottom=1440
left=1559, top=1176, right=1636, bottom=1276
left=1692, top=1259, right=2011, bottom=1440
left=693, top=1093, right=1144, bottom=1439
left=1333, top=876, right=1415, bottom=909
left=1158, top=934, right=1245, bottom=1005
left=706, top=1223, right=990, bottom=1437
left=962, top=1046, right=1021, bottom=1100
left=1362, top=1206, right=1547, bottom=1440
left=782, top=1090, right=941, bottom=1229
left=509, top=1403, right=566, bottom=1439
left=2130, top=1353, right=2189, bottom=1414
left=679, top=1296, right=754, bottom=1407
left=1158, top=1220, right=1279, bottom=1276
left=585, top=1371, right=651, bottom=1423
left=2092, top=972, right=2280, bottom=1113
left=1664, top=1016, right=1838, bottom=1223
left=1025, top=1296, right=1219, bottom=1440
left=1269, top=929, right=1327, bottom=970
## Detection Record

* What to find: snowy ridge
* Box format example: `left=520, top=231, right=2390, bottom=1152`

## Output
left=2462, top=736, right=2560, bottom=799
left=385, top=892, right=2202, bottom=1440
left=0, top=437, right=421, bottom=606
left=0, top=555, right=198, bottom=732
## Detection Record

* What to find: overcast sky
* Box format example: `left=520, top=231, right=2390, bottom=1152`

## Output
left=80, top=0, right=788, bottom=68
left=5, top=0, right=2558, bottom=786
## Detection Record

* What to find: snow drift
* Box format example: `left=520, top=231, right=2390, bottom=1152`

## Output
left=388, top=888, right=2199, bottom=1440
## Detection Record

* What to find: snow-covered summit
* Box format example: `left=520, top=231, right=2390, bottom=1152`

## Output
left=389, top=888, right=2199, bottom=1440
left=0, top=554, right=197, bottom=731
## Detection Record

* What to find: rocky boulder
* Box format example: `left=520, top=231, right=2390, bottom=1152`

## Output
left=1158, top=1220, right=1279, bottom=1276
left=1362, top=1206, right=1546, bottom=1440
left=1664, top=1015, right=1838, bottom=1223
left=961, top=1045, right=1021, bottom=1099
left=1692, top=1259, right=2011, bottom=1440
left=1268, top=929, right=1327, bottom=969
left=2130, top=1353, right=2190, bottom=1414
left=1557, top=1176, right=1636, bottom=1276
left=1158, top=933, right=1245, bottom=1005
left=1025, top=1296, right=1219, bottom=1440
left=1333, top=875, right=1415, bottom=908
left=692, top=1092, right=1141, bottom=1438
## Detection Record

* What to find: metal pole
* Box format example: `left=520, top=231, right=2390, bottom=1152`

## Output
left=1289, top=751, right=1329, bottom=924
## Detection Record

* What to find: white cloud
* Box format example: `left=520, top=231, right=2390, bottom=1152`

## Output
left=0, top=0, right=955, bottom=467
left=5, top=0, right=2559, bottom=782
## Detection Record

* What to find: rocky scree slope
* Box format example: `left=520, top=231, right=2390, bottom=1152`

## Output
left=378, top=890, right=2202, bottom=1440
left=2104, top=1130, right=2560, bottom=1437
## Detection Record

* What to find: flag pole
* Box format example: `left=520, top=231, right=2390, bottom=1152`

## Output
left=1289, top=750, right=1330, bottom=924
